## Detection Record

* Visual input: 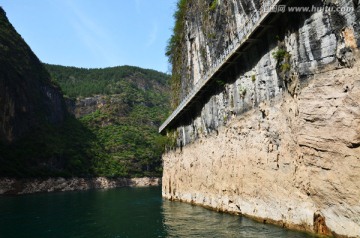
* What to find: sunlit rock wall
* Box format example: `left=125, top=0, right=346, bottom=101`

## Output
left=163, top=0, right=360, bottom=236
left=175, top=0, right=359, bottom=145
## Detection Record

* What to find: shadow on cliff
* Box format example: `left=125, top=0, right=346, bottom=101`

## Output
left=0, top=7, right=111, bottom=178
left=0, top=114, right=107, bottom=178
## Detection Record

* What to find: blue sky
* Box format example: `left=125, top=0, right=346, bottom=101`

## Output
left=0, top=0, right=178, bottom=73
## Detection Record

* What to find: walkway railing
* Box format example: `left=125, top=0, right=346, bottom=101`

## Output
left=159, top=0, right=281, bottom=133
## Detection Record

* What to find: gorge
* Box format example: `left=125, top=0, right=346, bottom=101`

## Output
left=0, top=6, right=169, bottom=184
left=1, top=0, right=360, bottom=237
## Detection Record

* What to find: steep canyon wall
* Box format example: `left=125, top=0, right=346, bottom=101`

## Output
left=163, top=0, right=360, bottom=236
left=0, top=8, right=66, bottom=143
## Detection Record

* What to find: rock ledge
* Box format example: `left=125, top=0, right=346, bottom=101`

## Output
left=0, top=177, right=160, bottom=195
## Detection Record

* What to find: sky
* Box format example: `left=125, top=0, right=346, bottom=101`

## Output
left=0, top=0, right=178, bottom=73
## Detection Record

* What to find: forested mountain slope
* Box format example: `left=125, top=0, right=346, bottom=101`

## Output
left=0, top=7, right=170, bottom=178
left=45, top=64, right=171, bottom=177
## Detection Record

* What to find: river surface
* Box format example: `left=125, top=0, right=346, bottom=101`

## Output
left=0, top=187, right=314, bottom=238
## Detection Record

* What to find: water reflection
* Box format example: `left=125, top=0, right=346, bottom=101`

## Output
left=0, top=187, right=314, bottom=238
left=162, top=199, right=314, bottom=238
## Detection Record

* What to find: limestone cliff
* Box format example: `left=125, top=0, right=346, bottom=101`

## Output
left=163, top=0, right=360, bottom=236
left=0, top=7, right=66, bottom=143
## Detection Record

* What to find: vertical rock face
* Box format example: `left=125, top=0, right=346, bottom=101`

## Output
left=170, top=0, right=360, bottom=145
left=163, top=0, right=360, bottom=236
left=0, top=8, right=66, bottom=143
left=163, top=63, right=360, bottom=236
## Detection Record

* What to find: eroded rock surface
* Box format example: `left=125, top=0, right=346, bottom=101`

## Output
left=163, top=62, right=360, bottom=237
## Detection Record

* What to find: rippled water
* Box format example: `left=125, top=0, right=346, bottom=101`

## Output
left=0, top=187, right=314, bottom=237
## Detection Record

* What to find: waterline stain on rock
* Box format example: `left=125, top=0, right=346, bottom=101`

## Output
left=313, top=212, right=332, bottom=236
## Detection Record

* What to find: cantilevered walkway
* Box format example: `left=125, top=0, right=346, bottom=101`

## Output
left=159, top=0, right=287, bottom=134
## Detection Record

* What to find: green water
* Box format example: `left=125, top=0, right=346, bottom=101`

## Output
left=0, top=187, right=314, bottom=238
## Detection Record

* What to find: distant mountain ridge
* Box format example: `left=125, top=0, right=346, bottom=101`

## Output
left=44, top=64, right=170, bottom=122
left=45, top=64, right=171, bottom=177
left=44, top=64, right=169, bottom=98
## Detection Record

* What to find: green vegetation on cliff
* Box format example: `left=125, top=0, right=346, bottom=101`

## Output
left=166, top=0, right=188, bottom=108
left=45, top=64, right=171, bottom=178
left=45, top=64, right=168, bottom=98
left=0, top=7, right=171, bottom=178
left=1, top=65, right=171, bottom=178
